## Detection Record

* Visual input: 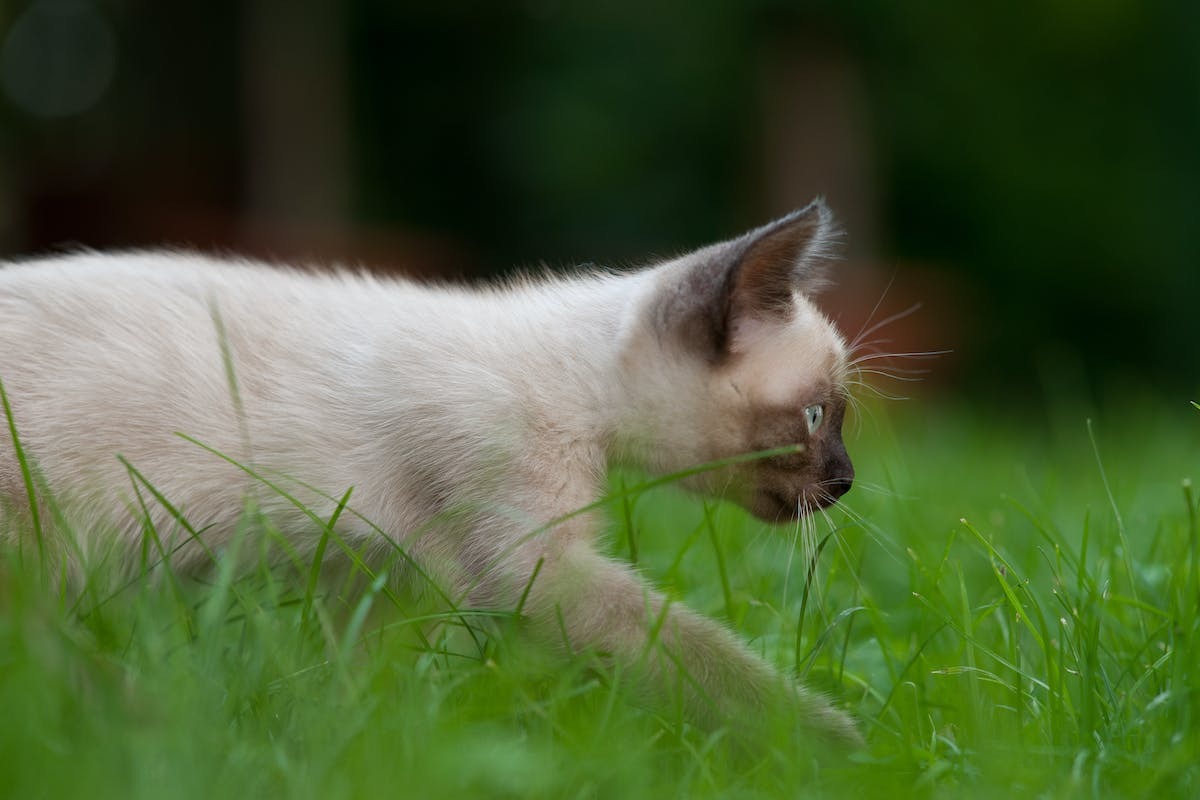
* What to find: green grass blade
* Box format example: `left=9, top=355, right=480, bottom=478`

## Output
left=0, top=377, right=44, bottom=567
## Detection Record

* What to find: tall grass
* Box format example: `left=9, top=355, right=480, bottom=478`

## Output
left=1, top=397, right=1197, bottom=798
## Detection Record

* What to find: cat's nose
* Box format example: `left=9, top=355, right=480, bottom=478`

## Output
left=826, top=459, right=854, bottom=500
left=827, top=474, right=853, bottom=500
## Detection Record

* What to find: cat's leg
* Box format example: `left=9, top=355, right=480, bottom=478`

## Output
left=512, top=538, right=862, bottom=746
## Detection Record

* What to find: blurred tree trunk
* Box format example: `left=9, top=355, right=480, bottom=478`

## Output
left=241, top=0, right=350, bottom=237
left=759, top=37, right=877, bottom=263
left=0, top=139, right=17, bottom=252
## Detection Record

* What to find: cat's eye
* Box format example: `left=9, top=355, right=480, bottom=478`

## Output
left=804, top=404, right=824, bottom=435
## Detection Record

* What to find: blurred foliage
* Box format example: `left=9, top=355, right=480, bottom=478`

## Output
left=348, top=2, right=758, bottom=262
left=845, top=0, right=1200, bottom=394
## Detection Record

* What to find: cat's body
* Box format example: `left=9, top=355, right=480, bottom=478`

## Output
left=0, top=201, right=859, bottom=744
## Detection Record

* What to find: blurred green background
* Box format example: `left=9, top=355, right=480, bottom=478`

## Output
left=0, top=0, right=1196, bottom=399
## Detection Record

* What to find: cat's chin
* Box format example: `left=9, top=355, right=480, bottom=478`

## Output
left=746, top=489, right=840, bottom=524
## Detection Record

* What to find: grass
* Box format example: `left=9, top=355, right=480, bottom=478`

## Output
left=1, top=395, right=1198, bottom=798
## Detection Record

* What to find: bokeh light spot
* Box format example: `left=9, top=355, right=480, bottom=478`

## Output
left=1, top=0, right=117, bottom=119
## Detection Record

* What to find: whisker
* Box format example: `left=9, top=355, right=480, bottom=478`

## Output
left=800, top=500, right=821, bottom=608
left=848, top=360, right=934, bottom=377
left=845, top=480, right=910, bottom=499
left=842, top=387, right=868, bottom=432
left=782, top=512, right=800, bottom=608
left=849, top=361, right=937, bottom=377
left=816, top=499, right=856, bottom=608
left=847, top=336, right=896, bottom=352
left=850, top=301, right=922, bottom=352
left=827, top=498, right=904, bottom=567
left=850, top=349, right=952, bottom=366
left=847, top=274, right=899, bottom=352
left=852, top=368, right=927, bottom=383
left=845, top=376, right=907, bottom=393
left=843, top=380, right=910, bottom=402
left=818, top=501, right=859, bottom=581
left=811, top=474, right=911, bottom=501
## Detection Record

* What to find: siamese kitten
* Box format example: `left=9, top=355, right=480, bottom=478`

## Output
left=0, top=200, right=859, bottom=744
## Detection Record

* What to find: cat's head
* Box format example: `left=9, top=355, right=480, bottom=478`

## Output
left=626, top=200, right=853, bottom=523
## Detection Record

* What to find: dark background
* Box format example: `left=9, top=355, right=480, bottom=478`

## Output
left=1, top=1, right=1197, bottom=401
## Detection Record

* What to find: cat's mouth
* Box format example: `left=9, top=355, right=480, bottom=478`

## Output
left=753, top=486, right=845, bottom=523
left=767, top=490, right=805, bottom=521
left=754, top=490, right=813, bottom=522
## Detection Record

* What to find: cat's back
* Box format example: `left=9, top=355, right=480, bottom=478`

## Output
left=0, top=251, right=506, bottom=536
left=0, top=251, right=486, bottom=372
left=1, top=250, right=417, bottom=336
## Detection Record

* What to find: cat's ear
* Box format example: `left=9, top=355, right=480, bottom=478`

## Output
left=651, top=199, right=839, bottom=360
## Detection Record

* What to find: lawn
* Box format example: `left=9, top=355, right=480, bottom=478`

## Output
left=1, top=396, right=1197, bottom=798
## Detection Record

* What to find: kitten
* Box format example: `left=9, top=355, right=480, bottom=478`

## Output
left=0, top=199, right=859, bottom=744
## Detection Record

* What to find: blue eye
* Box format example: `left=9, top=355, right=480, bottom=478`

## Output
left=805, top=404, right=824, bottom=434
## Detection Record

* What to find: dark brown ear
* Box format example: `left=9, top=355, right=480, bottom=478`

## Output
left=729, top=200, right=837, bottom=321
left=650, top=199, right=839, bottom=360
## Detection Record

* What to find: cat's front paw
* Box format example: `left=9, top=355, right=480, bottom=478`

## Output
left=789, top=685, right=863, bottom=748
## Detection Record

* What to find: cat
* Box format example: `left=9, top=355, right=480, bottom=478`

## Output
left=0, top=199, right=860, bottom=745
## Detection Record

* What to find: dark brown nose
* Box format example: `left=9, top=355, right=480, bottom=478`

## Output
left=825, top=451, right=854, bottom=501
left=827, top=472, right=853, bottom=500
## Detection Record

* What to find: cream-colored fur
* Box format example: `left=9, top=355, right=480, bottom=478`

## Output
left=0, top=201, right=860, bottom=744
